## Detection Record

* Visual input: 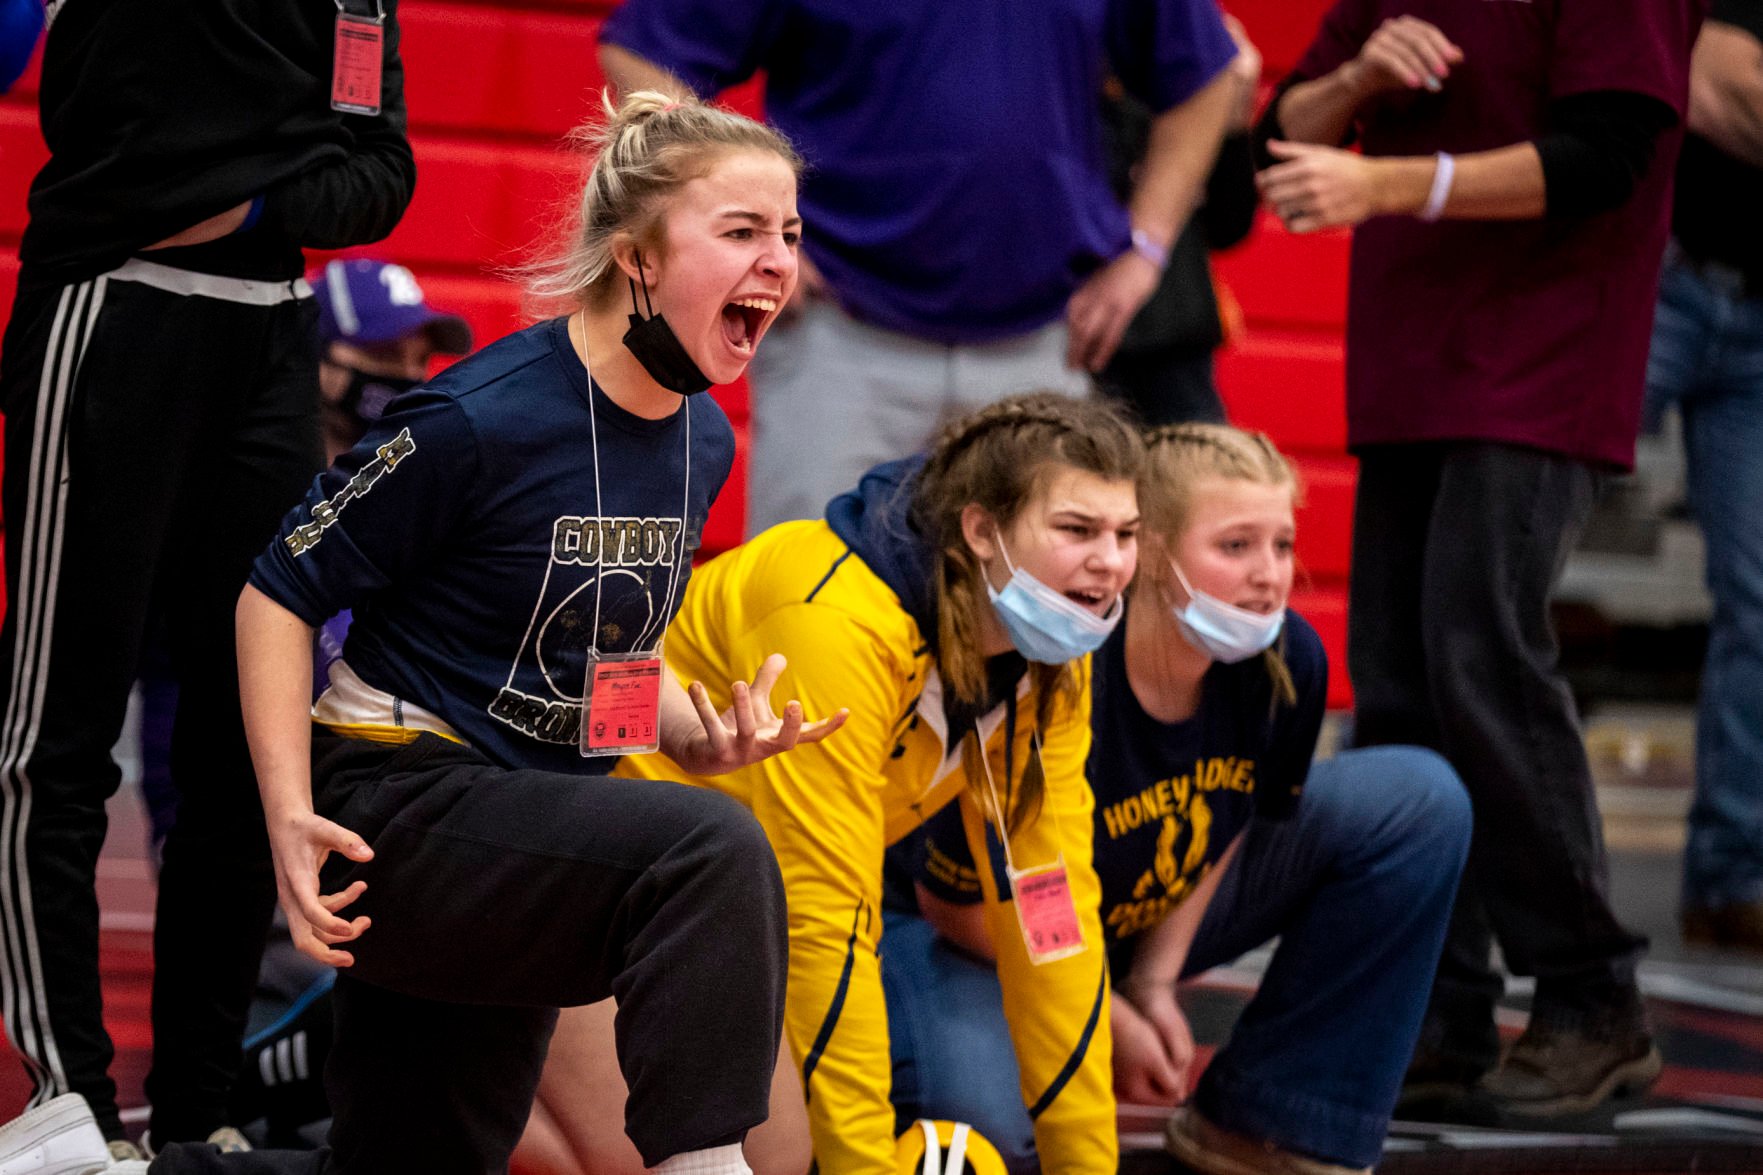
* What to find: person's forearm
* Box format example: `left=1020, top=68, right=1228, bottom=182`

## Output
left=237, top=584, right=318, bottom=822
left=1131, top=70, right=1238, bottom=250
left=261, top=135, right=415, bottom=249
left=1691, top=78, right=1763, bottom=165
left=598, top=41, right=693, bottom=98
left=1368, top=143, right=1546, bottom=220
left=1689, top=22, right=1763, bottom=167
left=1277, top=65, right=1374, bottom=147
left=1129, top=834, right=1243, bottom=986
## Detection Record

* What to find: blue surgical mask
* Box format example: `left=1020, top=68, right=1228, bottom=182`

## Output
left=985, top=537, right=1122, bottom=664
left=1168, top=562, right=1284, bottom=664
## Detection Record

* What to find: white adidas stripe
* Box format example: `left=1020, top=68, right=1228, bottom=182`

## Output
left=0, top=277, right=108, bottom=1106
left=0, top=285, right=73, bottom=1091
left=0, top=281, right=85, bottom=1096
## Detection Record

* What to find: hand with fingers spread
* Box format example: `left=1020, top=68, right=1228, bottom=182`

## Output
left=1065, top=249, right=1162, bottom=373
left=1258, top=140, right=1380, bottom=233
left=667, top=652, right=849, bottom=776
left=267, top=809, right=376, bottom=968
left=1343, top=16, right=1463, bottom=99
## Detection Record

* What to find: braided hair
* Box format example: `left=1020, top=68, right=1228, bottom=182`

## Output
left=911, top=392, right=1144, bottom=831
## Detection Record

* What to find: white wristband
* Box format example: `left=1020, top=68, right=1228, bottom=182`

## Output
left=1419, top=152, right=1455, bottom=222
left=1129, top=227, right=1169, bottom=270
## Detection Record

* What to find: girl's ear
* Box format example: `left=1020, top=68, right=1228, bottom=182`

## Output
left=610, top=233, right=651, bottom=287
left=960, top=503, right=1000, bottom=564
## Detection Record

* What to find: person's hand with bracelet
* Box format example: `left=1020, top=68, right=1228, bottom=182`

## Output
left=1256, top=142, right=1386, bottom=232
left=1259, top=134, right=1557, bottom=233
left=1257, top=144, right=1456, bottom=233
left=1065, top=226, right=1166, bottom=372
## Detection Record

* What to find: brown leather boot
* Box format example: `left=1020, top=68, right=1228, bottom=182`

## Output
left=1164, top=1107, right=1370, bottom=1175
left=1477, top=1019, right=1661, bottom=1117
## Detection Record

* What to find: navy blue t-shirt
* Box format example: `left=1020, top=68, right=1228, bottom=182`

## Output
left=251, top=315, right=736, bottom=773
left=896, top=609, right=1327, bottom=959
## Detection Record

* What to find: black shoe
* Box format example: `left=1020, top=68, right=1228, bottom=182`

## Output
left=1395, top=1014, right=1500, bottom=1124
left=1478, top=1017, right=1661, bottom=1118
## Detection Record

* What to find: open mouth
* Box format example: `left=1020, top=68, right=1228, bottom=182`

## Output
left=721, top=296, right=777, bottom=356
left=1236, top=600, right=1278, bottom=615
left=1065, top=587, right=1110, bottom=614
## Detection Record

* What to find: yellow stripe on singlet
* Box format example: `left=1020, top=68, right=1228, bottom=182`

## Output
left=312, top=720, right=467, bottom=747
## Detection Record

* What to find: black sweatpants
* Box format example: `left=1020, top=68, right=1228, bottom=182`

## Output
left=152, top=731, right=789, bottom=1175
left=0, top=266, right=321, bottom=1141
left=1347, top=442, right=1648, bottom=1066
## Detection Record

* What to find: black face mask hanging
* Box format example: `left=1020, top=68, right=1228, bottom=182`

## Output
left=337, top=368, right=421, bottom=426
left=622, top=254, right=713, bottom=395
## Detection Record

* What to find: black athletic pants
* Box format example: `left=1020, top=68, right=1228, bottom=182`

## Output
left=1348, top=442, right=1649, bottom=1069
left=0, top=265, right=321, bottom=1141
left=152, top=731, right=790, bottom=1175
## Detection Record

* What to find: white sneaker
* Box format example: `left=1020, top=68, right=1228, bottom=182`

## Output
left=0, top=1093, right=112, bottom=1175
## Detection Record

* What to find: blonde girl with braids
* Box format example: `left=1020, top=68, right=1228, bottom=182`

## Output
left=610, top=391, right=1143, bottom=1175
left=138, top=91, right=844, bottom=1175
left=885, top=423, right=1472, bottom=1175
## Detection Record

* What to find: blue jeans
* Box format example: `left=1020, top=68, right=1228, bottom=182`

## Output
left=880, top=747, right=1470, bottom=1170
left=1645, top=252, right=1763, bottom=912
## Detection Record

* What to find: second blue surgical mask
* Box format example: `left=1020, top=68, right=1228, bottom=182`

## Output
left=985, top=537, right=1122, bottom=664
left=1168, top=561, right=1284, bottom=663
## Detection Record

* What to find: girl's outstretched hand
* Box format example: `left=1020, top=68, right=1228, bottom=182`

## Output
left=669, top=653, right=848, bottom=776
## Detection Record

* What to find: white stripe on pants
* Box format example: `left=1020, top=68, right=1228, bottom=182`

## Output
left=0, top=276, right=108, bottom=1105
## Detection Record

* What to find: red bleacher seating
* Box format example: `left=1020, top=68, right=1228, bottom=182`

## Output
left=0, top=104, right=46, bottom=241
left=401, top=5, right=611, bottom=143
left=381, top=135, right=581, bottom=274
left=1292, top=454, right=1355, bottom=582
left=1214, top=213, right=1350, bottom=332
left=1214, top=0, right=1329, bottom=76
left=1218, top=330, right=1347, bottom=452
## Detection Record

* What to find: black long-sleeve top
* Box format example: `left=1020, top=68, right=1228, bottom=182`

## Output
left=20, top=0, right=415, bottom=289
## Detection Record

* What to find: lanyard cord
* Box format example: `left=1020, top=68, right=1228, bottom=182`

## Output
left=581, top=313, right=692, bottom=657
left=974, top=710, right=1060, bottom=877
left=634, top=399, right=691, bottom=651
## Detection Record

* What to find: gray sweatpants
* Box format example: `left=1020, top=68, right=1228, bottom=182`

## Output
left=745, top=297, right=1091, bottom=537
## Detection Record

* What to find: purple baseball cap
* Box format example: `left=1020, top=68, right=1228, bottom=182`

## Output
left=311, top=258, right=473, bottom=354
